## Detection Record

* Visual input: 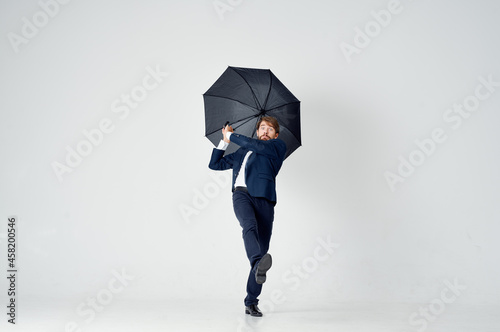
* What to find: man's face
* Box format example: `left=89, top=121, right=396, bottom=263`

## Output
left=256, top=121, right=278, bottom=141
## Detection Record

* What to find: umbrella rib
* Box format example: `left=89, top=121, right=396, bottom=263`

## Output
left=261, top=70, right=273, bottom=111
left=264, top=101, right=300, bottom=113
left=282, top=125, right=302, bottom=151
left=203, top=94, right=260, bottom=112
left=231, top=69, right=263, bottom=110
left=233, top=115, right=258, bottom=131
left=265, top=101, right=301, bottom=145
left=205, top=113, right=259, bottom=137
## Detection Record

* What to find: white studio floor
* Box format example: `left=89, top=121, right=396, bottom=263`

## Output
left=2, top=299, right=499, bottom=332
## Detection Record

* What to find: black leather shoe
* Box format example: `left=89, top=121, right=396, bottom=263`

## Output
left=255, top=253, right=272, bottom=284
left=245, top=304, right=263, bottom=317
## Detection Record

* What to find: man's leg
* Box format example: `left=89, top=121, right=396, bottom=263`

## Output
left=232, top=190, right=262, bottom=306
left=253, top=198, right=274, bottom=285
left=255, top=198, right=274, bottom=257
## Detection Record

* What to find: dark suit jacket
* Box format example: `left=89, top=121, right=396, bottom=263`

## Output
left=208, top=133, right=287, bottom=204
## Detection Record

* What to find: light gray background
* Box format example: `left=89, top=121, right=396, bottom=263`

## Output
left=1, top=0, right=499, bottom=331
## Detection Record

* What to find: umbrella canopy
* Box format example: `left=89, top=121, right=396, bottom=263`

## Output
left=203, top=66, right=301, bottom=159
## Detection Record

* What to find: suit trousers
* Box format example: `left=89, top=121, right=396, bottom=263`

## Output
left=232, top=189, right=274, bottom=306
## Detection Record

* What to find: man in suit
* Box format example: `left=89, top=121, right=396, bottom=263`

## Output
left=208, top=116, right=287, bottom=317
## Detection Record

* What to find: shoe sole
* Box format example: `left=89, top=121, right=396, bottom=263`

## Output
left=255, top=254, right=272, bottom=284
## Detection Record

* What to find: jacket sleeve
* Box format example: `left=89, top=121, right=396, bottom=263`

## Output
left=208, top=148, right=236, bottom=170
left=229, top=133, right=286, bottom=161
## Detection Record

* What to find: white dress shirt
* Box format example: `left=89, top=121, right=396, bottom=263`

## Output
left=216, top=132, right=252, bottom=188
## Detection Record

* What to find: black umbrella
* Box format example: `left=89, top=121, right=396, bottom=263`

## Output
left=203, top=66, right=301, bottom=159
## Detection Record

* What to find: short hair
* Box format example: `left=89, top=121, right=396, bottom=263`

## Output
left=256, top=116, right=280, bottom=134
